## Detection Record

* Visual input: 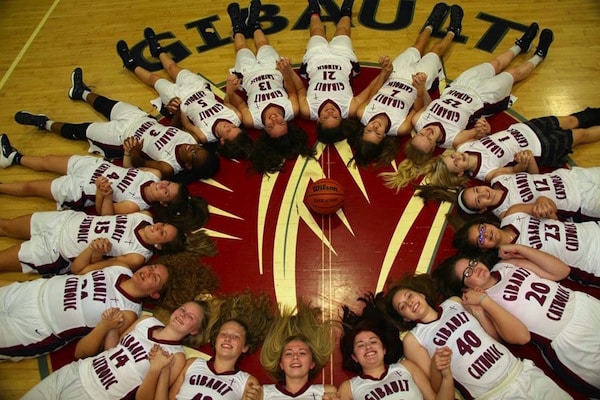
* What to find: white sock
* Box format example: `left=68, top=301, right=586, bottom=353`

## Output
left=528, top=55, right=543, bottom=67
left=509, top=45, right=521, bottom=57
left=45, top=120, right=54, bottom=131
left=82, top=91, right=90, bottom=101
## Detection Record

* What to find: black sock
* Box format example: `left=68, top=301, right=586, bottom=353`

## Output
left=60, top=123, right=91, bottom=141
left=13, top=153, right=22, bottom=165
left=91, top=96, right=119, bottom=120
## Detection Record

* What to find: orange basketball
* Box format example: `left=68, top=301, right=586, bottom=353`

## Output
left=306, top=178, right=345, bottom=215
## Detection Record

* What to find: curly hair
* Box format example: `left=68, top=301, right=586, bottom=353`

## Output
left=250, top=124, right=316, bottom=174
left=383, top=273, right=442, bottom=332
left=153, top=251, right=220, bottom=316
left=339, top=293, right=403, bottom=374
left=155, top=195, right=210, bottom=232
left=260, top=300, right=334, bottom=382
left=205, top=290, right=277, bottom=356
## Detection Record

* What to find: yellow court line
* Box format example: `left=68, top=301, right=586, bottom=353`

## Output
left=0, top=0, right=61, bottom=92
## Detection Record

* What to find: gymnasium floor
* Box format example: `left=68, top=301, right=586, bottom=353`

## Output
left=0, top=0, right=598, bottom=398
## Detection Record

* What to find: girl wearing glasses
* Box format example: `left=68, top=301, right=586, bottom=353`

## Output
left=452, top=210, right=600, bottom=280
left=383, top=273, right=571, bottom=400
left=433, top=244, right=600, bottom=396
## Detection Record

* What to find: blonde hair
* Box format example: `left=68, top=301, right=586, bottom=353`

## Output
left=428, top=156, right=468, bottom=188
left=379, top=158, right=434, bottom=192
left=260, top=300, right=334, bottom=382
left=186, top=229, right=218, bottom=257
left=405, top=139, right=435, bottom=165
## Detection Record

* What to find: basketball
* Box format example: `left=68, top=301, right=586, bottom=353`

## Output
left=306, top=178, right=345, bottom=215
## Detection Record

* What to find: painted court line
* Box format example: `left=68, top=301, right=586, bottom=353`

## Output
left=0, top=0, right=61, bottom=92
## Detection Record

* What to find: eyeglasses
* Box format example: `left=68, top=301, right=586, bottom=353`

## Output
left=461, top=259, right=477, bottom=286
left=477, top=223, right=486, bottom=248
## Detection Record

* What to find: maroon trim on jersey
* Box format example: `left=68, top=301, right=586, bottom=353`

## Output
left=116, top=272, right=143, bottom=305
left=274, top=381, right=314, bottom=397
left=147, top=323, right=183, bottom=346
left=174, top=144, right=187, bottom=169
left=0, top=315, right=92, bottom=358
left=416, top=305, right=444, bottom=325
left=134, top=221, right=155, bottom=252
left=503, top=224, right=520, bottom=244
left=489, top=181, right=509, bottom=214
left=464, top=151, right=482, bottom=179
left=490, top=270, right=501, bottom=284
left=261, top=103, right=286, bottom=125
left=530, top=332, right=600, bottom=398
left=207, top=358, right=239, bottom=375
left=61, top=195, right=90, bottom=211
left=212, top=118, right=234, bottom=138
left=359, top=364, right=390, bottom=380
left=139, top=180, right=154, bottom=207
left=317, top=99, right=342, bottom=116
left=26, top=255, right=71, bottom=276
left=423, top=121, right=445, bottom=146
left=367, top=112, right=392, bottom=133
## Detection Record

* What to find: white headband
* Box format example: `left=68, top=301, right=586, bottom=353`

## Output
left=457, top=189, right=478, bottom=215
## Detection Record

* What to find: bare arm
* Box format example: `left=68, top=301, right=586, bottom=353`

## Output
left=71, top=238, right=112, bottom=274
left=462, top=290, right=531, bottom=344
left=224, top=74, right=254, bottom=128
left=74, top=253, right=146, bottom=275
left=122, top=137, right=176, bottom=180
left=453, top=117, right=491, bottom=149
left=179, top=112, right=207, bottom=143
left=403, top=332, right=432, bottom=378
left=136, top=345, right=174, bottom=400
left=349, top=55, right=392, bottom=118
left=74, top=308, right=126, bottom=359
left=498, top=243, right=570, bottom=280
left=403, top=350, right=454, bottom=400
left=241, top=376, right=262, bottom=400
left=277, top=57, right=305, bottom=117
left=485, top=151, right=540, bottom=183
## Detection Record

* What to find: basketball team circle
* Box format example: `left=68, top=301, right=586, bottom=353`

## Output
left=305, top=178, right=345, bottom=215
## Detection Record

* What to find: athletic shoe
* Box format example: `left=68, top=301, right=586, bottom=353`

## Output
left=144, top=27, right=164, bottom=58
left=423, top=2, right=449, bottom=32
left=68, top=67, right=91, bottom=101
left=246, top=0, right=262, bottom=34
left=0, top=134, right=18, bottom=168
left=14, top=111, right=49, bottom=131
left=340, top=0, right=354, bottom=16
left=227, top=3, right=247, bottom=37
left=515, top=22, right=539, bottom=52
left=116, top=40, right=137, bottom=71
left=307, top=0, right=320, bottom=16
left=447, top=4, right=463, bottom=36
left=571, top=107, right=600, bottom=129
left=534, top=28, right=553, bottom=58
